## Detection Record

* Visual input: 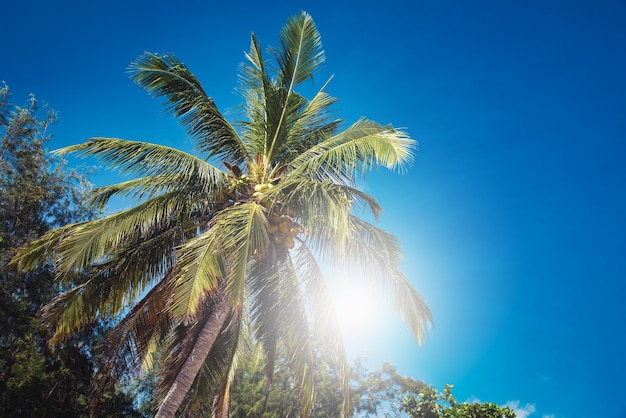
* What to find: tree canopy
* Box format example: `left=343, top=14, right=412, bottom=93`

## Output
left=229, top=352, right=518, bottom=418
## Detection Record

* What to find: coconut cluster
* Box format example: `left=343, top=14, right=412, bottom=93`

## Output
left=252, top=182, right=274, bottom=198
left=228, top=174, right=250, bottom=190
left=267, top=213, right=301, bottom=249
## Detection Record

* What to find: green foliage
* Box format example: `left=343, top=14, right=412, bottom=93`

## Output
left=0, top=83, right=141, bottom=417
left=400, top=384, right=517, bottom=418
left=349, top=361, right=426, bottom=417
left=229, top=352, right=516, bottom=418
left=229, top=349, right=428, bottom=418
left=0, top=86, right=91, bottom=252
left=229, top=352, right=302, bottom=418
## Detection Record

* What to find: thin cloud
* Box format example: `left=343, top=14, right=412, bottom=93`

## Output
left=505, top=400, right=536, bottom=418
left=465, top=397, right=558, bottom=418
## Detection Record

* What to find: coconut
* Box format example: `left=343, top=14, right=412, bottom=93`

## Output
left=279, top=220, right=292, bottom=234
left=284, top=236, right=295, bottom=249
left=273, top=232, right=285, bottom=244
left=287, top=226, right=301, bottom=237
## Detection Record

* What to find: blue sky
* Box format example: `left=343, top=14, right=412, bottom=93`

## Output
left=3, top=1, right=626, bottom=417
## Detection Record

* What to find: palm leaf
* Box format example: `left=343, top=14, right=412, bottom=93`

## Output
left=246, top=256, right=316, bottom=417
left=170, top=231, right=226, bottom=320
left=128, top=53, right=248, bottom=164
left=269, top=178, right=353, bottom=253
left=341, top=216, right=432, bottom=344
left=277, top=175, right=383, bottom=221
left=171, top=202, right=270, bottom=320
left=41, top=224, right=181, bottom=343
left=275, top=11, right=325, bottom=89
left=56, top=137, right=226, bottom=190
left=291, top=243, right=350, bottom=416
left=90, top=277, right=172, bottom=415
left=238, top=34, right=273, bottom=156
left=11, top=222, right=85, bottom=271
left=216, top=202, right=270, bottom=304
left=87, top=174, right=208, bottom=211
left=267, top=11, right=325, bottom=161
left=280, top=80, right=340, bottom=160
left=289, top=118, right=416, bottom=182
left=273, top=258, right=316, bottom=417
left=54, top=190, right=195, bottom=276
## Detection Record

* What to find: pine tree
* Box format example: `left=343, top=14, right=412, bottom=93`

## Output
left=0, top=83, right=140, bottom=417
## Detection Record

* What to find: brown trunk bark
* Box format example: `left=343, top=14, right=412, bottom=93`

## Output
left=210, top=380, right=231, bottom=418
left=155, top=293, right=231, bottom=418
left=258, top=342, right=276, bottom=418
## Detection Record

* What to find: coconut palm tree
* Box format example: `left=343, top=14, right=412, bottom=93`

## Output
left=12, top=11, right=432, bottom=418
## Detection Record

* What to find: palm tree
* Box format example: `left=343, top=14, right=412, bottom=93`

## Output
left=12, top=11, right=432, bottom=418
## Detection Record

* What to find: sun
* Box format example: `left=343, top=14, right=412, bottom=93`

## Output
left=329, top=280, right=383, bottom=340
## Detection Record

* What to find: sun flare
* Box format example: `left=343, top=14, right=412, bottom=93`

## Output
left=330, top=281, right=383, bottom=339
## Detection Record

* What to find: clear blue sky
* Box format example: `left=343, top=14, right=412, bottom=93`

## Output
left=3, top=1, right=626, bottom=417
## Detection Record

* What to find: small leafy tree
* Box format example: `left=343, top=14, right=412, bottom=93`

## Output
left=400, top=384, right=517, bottom=418
left=350, top=361, right=426, bottom=417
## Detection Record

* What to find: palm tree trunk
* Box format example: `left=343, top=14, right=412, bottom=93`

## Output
left=258, top=342, right=276, bottom=418
left=210, top=380, right=231, bottom=418
left=156, top=293, right=231, bottom=418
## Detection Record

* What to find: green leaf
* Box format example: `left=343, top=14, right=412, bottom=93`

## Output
left=129, top=53, right=248, bottom=164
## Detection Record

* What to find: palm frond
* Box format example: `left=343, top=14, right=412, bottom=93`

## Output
left=277, top=177, right=383, bottom=220
left=275, top=11, right=325, bottom=89
left=38, top=280, right=95, bottom=344
left=271, top=86, right=340, bottom=166
left=41, top=224, right=181, bottom=343
left=341, top=184, right=384, bottom=219
left=207, top=319, right=250, bottom=418
left=281, top=80, right=340, bottom=158
left=289, top=118, right=416, bottom=182
left=266, top=89, right=307, bottom=164
left=340, top=216, right=432, bottom=344
left=247, top=257, right=316, bottom=417
left=87, top=174, right=209, bottom=211
left=90, top=277, right=172, bottom=415
left=53, top=190, right=195, bottom=277
left=171, top=202, right=270, bottom=320
left=274, top=259, right=316, bottom=417
left=128, top=53, right=248, bottom=164
left=56, top=137, right=226, bottom=189
left=216, top=202, right=270, bottom=304
left=246, top=259, right=280, bottom=351
left=238, top=34, right=272, bottom=156
left=11, top=222, right=85, bottom=271
left=268, top=178, right=353, bottom=254
left=291, top=243, right=350, bottom=416
left=170, top=232, right=226, bottom=320
left=267, top=11, right=324, bottom=161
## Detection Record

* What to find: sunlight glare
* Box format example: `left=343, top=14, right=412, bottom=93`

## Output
left=330, top=281, right=384, bottom=340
